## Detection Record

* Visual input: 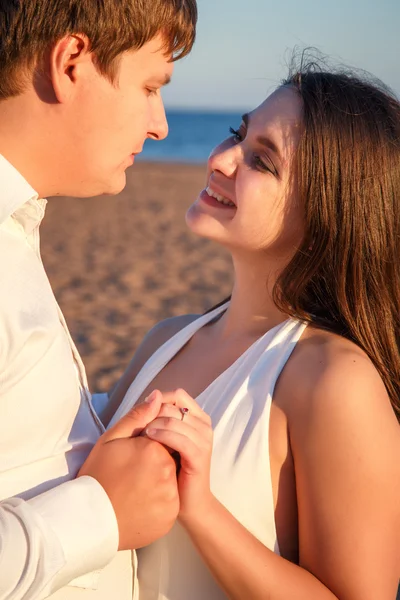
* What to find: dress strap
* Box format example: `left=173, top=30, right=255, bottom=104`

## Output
left=109, top=302, right=229, bottom=425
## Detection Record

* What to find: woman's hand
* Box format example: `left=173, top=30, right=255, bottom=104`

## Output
left=144, top=389, right=214, bottom=525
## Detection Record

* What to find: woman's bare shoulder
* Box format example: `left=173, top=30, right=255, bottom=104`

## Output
left=109, top=314, right=201, bottom=412
left=276, top=325, right=396, bottom=428
left=141, top=313, right=202, bottom=355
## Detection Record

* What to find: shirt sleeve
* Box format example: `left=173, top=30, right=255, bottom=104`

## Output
left=0, top=476, right=118, bottom=600
left=91, top=392, right=110, bottom=424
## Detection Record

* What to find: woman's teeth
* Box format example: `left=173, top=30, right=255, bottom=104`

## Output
left=206, top=186, right=235, bottom=207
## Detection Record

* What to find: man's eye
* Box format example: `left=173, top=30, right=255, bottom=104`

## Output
left=146, top=88, right=158, bottom=97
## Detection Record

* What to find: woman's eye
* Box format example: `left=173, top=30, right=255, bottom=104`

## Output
left=253, top=155, right=277, bottom=176
left=228, top=127, right=278, bottom=176
left=229, top=127, right=242, bottom=142
left=146, top=88, right=157, bottom=97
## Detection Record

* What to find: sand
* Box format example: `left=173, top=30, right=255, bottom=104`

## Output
left=41, top=162, right=233, bottom=393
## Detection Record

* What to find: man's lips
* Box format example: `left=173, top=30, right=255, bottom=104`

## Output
left=128, top=150, right=141, bottom=164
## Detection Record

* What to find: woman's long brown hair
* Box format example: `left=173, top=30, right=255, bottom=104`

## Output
left=209, top=57, right=400, bottom=421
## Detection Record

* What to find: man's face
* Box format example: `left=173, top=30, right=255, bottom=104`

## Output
left=58, top=35, right=173, bottom=197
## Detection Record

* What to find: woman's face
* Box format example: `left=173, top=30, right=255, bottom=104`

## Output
left=186, top=86, right=304, bottom=259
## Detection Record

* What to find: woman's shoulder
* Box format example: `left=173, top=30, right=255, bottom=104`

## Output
left=286, top=325, right=382, bottom=384
left=109, top=313, right=202, bottom=408
left=141, top=313, right=202, bottom=356
left=291, top=325, right=373, bottom=377
left=276, top=325, right=396, bottom=429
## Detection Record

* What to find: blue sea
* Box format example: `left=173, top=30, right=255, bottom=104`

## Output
left=138, top=109, right=244, bottom=164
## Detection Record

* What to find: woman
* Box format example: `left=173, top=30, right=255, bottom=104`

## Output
left=108, top=59, right=400, bottom=599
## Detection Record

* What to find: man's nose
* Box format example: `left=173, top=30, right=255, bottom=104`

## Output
left=147, top=101, right=169, bottom=141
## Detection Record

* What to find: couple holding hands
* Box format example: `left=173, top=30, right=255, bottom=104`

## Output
left=0, top=1, right=399, bottom=599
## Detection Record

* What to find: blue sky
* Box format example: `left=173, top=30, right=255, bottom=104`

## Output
left=162, top=0, right=400, bottom=111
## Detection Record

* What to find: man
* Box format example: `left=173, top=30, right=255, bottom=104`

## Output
left=0, top=1, right=197, bottom=598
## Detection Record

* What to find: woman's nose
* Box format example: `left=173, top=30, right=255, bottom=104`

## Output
left=207, top=141, right=239, bottom=179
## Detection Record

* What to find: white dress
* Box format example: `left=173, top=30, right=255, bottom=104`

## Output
left=110, top=303, right=308, bottom=600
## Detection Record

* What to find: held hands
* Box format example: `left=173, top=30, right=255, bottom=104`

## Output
left=79, top=387, right=213, bottom=551
left=78, top=393, right=179, bottom=550
left=143, top=389, right=215, bottom=525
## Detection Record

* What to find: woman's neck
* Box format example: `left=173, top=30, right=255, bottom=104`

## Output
left=209, top=254, right=289, bottom=341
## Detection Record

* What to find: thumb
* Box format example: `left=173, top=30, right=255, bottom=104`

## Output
left=103, top=390, right=162, bottom=442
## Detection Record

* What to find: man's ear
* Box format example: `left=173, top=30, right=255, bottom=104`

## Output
left=50, top=34, right=93, bottom=103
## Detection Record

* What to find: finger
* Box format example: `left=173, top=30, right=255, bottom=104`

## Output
left=161, top=388, right=199, bottom=411
left=139, top=408, right=207, bottom=451
left=145, top=429, right=202, bottom=471
left=157, top=404, right=184, bottom=420
left=145, top=416, right=211, bottom=449
left=136, top=389, right=178, bottom=408
left=154, top=408, right=213, bottom=441
left=103, top=390, right=163, bottom=442
left=160, top=389, right=211, bottom=425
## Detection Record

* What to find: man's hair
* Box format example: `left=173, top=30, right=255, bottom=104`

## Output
left=0, top=0, right=197, bottom=99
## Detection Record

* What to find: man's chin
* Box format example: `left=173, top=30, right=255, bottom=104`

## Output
left=58, top=170, right=128, bottom=199
left=99, top=172, right=127, bottom=197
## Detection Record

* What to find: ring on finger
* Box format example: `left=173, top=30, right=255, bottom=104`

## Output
left=180, top=407, right=189, bottom=421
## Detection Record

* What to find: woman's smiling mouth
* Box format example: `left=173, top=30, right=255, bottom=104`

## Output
left=204, top=186, right=236, bottom=207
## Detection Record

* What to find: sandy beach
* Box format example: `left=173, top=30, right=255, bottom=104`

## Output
left=41, top=161, right=233, bottom=393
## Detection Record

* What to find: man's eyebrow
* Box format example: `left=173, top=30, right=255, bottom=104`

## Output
left=146, top=74, right=171, bottom=87
left=156, top=74, right=172, bottom=86
left=242, top=112, right=282, bottom=164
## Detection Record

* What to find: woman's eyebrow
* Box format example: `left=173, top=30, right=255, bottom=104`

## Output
left=242, top=112, right=283, bottom=164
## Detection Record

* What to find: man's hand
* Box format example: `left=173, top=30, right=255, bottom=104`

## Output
left=78, top=391, right=179, bottom=550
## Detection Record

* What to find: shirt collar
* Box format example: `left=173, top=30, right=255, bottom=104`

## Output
left=0, top=154, right=47, bottom=233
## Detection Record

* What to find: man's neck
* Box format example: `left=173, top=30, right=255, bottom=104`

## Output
left=0, top=94, right=53, bottom=197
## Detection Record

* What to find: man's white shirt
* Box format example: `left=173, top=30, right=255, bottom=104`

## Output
left=0, top=155, right=120, bottom=599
